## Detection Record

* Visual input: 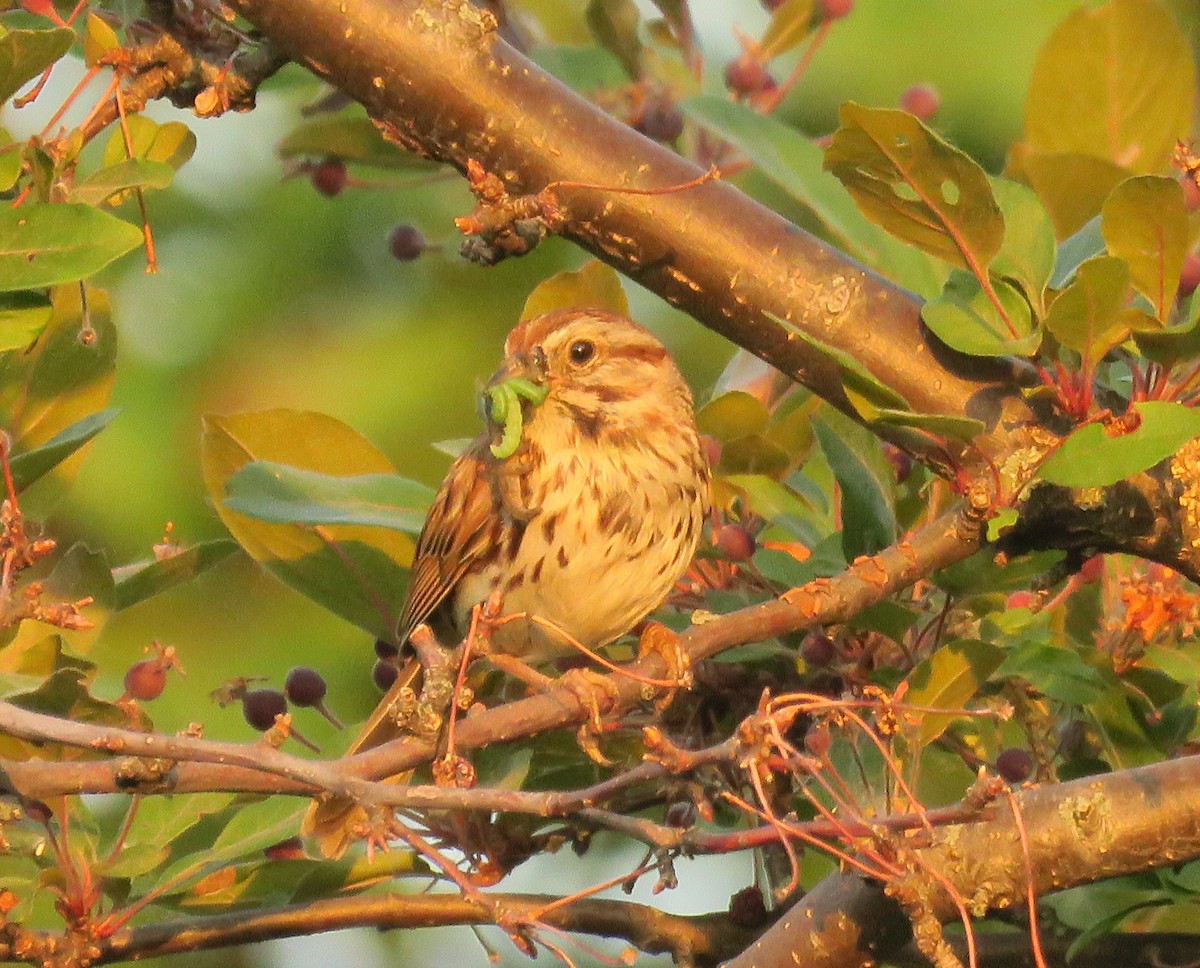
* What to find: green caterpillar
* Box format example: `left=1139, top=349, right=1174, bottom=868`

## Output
left=483, top=377, right=549, bottom=458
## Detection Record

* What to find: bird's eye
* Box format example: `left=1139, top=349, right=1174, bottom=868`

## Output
left=568, top=339, right=596, bottom=365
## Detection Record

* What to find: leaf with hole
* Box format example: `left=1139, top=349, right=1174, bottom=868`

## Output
left=0, top=205, right=142, bottom=292
left=824, top=102, right=1003, bottom=273
left=1038, top=401, right=1200, bottom=488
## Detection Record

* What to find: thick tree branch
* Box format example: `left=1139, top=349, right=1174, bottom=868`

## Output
left=220, top=0, right=1035, bottom=478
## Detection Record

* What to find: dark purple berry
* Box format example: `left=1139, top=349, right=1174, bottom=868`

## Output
left=995, top=747, right=1034, bottom=783
left=388, top=224, right=427, bottom=261
left=883, top=444, right=912, bottom=483
left=801, top=631, right=836, bottom=667
left=634, top=100, right=684, bottom=142
left=665, top=801, right=696, bottom=829
left=284, top=667, right=327, bottom=706
left=714, top=523, right=755, bottom=562
left=264, top=836, right=305, bottom=860
left=724, top=55, right=775, bottom=97
left=373, top=659, right=399, bottom=692
left=375, top=638, right=400, bottom=659
left=124, top=660, right=167, bottom=702
left=22, top=798, right=52, bottom=824
left=728, top=886, right=769, bottom=928
left=285, top=666, right=344, bottom=730
left=311, top=158, right=347, bottom=197
left=243, top=688, right=288, bottom=731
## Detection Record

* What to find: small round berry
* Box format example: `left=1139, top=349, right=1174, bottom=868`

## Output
left=724, top=55, right=775, bottom=97
left=373, top=659, right=399, bottom=692
left=995, top=747, right=1034, bottom=783
left=665, top=801, right=697, bottom=828
left=728, top=886, right=769, bottom=928
left=124, top=660, right=167, bottom=702
left=1006, top=590, right=1037, bottom=610
left=284, top=667, right=327, bottom=707
left=801, top=631, right=836, bottom=667
left=714, top=523, right=756, bottom=562
left=243, top=688, right=288, bottom=731
left=1180, top=251, right=1200, bottom=298
left=375, top=638, right=400, bottom=659
left=819, top=0, right=854, bottom=19
left=22, top=798, right=52, bottom=824
left=311, top=158, right=347, bottom=197
left=634, top=100, right=684, bottom=143
left=700, top=434, right=722, bottom=469
left=388, top=224, right=427, bottom=261
left=899, top=83, right=940, bottom=121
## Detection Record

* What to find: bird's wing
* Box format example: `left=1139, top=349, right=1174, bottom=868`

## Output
left=397, top=437, right=502, bottom=644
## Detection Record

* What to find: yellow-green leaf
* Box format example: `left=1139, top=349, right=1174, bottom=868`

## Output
left=200, top=409, right=414, bottom=639
left=82, top=12, right=120, bottom=67
left=1007, top=147, right=1128, bottom=240
left=1022, top=0, right=1194, bottom=174
left=824, top=102, right=1003, bottom=273
left=904, top=639, right=1005, bottom=745
left=520, top=259, right=629, bottom=320
left=759, top=0, right=815, bottom=61
left=1101, top=175, right=1188, bottom=321
left=1044, top=256, right=1139, bottom=359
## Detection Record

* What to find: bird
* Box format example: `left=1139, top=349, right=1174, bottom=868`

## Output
left=304, top=307, right=710, bottom=856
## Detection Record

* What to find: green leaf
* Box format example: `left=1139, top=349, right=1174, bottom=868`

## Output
left=70, top=159, right=176, bottom=207
left=103, top=116, right=196, bottom=170
left=812, top=409, right=896, bottom=558
left=866, top=408, right=985, bottom=444
left=8, top=407, right=117, bottom=492
left=0, top=28, right=74, bottom=105
left=696, top=390, right=768, bottom=441
left=520, top=260, right=629, bottom=320
left=764, top=311, right=909, bottom=413
left=103, top=794, right=237, bottom=879
left=720, top=435, right=790, bottom=477
left=1043, top=256, right=1143, bottom=360
left=1051, top=215, right=1104, bottom=289
left=725, top=473, right=820, bottom=546
left=200, top=409, right=414, bottom=639
left=990, top=177, right=1056, bottom=311
left=82, top=12, right=120, bottom=67
left=0, top=205, right=142, bottom=291
left=903, top=640, right=1004, bottom=744
left=1135, top=290, right=1200, bottom=366
left=921, top=270, right=1040, bottom=357
left=1008, top=148, right=1129, bottom=240
left=824, top=102, right=1003, bottom=272
left=1101, top=175, right=1188, bottom=321
left=278, top=116, right=439, bottom=170
left=0, top=286, right=116, bottom=471
left=224, top=462, right=434, bottom=533
left=585, top=0, right=642, bottom=79
left=996, top=642, right=1107, bottom=705
left=1022, top=0, right=1194, bottom=175
left=0, top=289, right=52, bottom=351
left=1038, top=401, right=1200, bottom=488
left=759, top=0, right=815, bottom=61
left=111, top=539, right=239, bottom=611
left=681, top=97, right=946, bottom=297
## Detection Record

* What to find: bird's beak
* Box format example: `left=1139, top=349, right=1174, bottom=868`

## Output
left=487, top=345, right=548, bottom=389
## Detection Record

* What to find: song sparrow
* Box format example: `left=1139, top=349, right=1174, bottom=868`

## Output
left=305, top=307, right=710, bottom=854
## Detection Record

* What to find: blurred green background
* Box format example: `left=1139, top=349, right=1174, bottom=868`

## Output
left=6, top=0, right=1197, bottom=964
